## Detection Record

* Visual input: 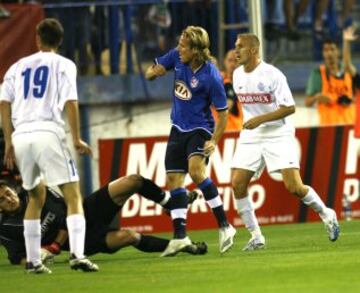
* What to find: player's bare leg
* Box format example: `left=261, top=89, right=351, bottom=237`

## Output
left=108, top=175, right=143, bottom=206
left=60, top=182, right=98, bottom=272
left=232, top=169, right=265, bottom=251
left=281, top=168, right=340, bottom=241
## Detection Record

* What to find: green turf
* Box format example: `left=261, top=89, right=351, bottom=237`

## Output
left=0, top=221, right=359, bottom=293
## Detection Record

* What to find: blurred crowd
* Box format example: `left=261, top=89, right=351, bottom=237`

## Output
left=0, top=0, right=358, bottom=76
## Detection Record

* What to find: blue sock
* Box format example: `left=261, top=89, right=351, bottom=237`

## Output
left=170, top=188, right=188, bottom=239
left=198, top=178, right=229, bottom=228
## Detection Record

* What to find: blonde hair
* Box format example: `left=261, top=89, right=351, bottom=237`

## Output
left=181, top=26, right=215, bottom=64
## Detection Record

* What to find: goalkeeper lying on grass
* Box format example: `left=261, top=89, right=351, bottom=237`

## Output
left=0, top=175, right=207, bottom=265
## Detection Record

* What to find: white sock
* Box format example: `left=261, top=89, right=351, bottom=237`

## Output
left=160, top=191, right=171, bottom=206
left=170, top=208, right=188, bottom=220
left=66, top=214, right=86, bottom=259
left=207, top=195, right=223, bottom=208
left=23, top=219, right=41, bottom=266
left=236, top=197, right=262, bottom=237
left=301, top=186, right=328, bottom=220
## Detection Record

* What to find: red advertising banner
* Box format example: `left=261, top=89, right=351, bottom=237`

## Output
left=99, top=126, right=360, bottom=233
left=0, top=4, right=44, bottom=82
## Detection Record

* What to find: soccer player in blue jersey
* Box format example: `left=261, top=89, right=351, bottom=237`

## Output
left=145, top=26, right=236, bottom=256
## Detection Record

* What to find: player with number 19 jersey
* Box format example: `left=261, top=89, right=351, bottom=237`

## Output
left=0, top=51, right=79, bottom=189
left=1, top=51, right=77, bottom=130
left=155, top=48, right=228, bottom=135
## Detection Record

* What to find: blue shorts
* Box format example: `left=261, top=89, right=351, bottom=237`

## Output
left=165, top=126, right=211, bottom=173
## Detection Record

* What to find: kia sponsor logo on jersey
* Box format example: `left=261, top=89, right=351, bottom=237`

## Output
left=174, top=80, right=192, bottom=100
left=237, top=93, right=272, bottom=104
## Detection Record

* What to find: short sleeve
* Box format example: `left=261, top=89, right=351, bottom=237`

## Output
left=155, top=48, right=178, bottom=70
left=0, top=64, right=16, bottom=103
left=210, top=67, right=228, bottom=111
left=272, top=69, right=295, bottom=107
left=57, top=60, right=78, bottom=111
left=306, top=68, right=322, bottom=96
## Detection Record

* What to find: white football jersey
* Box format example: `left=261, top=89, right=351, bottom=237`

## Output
left=0, top=51, right=78, bottom=130
left=233, top=61, right=295, bottom=141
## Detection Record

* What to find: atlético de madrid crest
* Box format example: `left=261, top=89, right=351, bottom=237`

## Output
left=190, top=76, right=199, bottom=88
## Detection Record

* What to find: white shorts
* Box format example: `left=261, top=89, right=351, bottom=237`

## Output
left=231, top=135, right=300, bottom=179
left=12, top=124, right=79, bottom=190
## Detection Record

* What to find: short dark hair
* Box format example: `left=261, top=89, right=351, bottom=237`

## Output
left=237, top=33, right=260, bottom=48
left=36, top=18, right=64, bottom=48
left=322, top=37, right=339, bottom=48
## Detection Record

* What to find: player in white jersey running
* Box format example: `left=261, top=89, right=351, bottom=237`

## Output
left=0, top=18, right=98, bottom=273
left=231, top=33, right=340, bottom=251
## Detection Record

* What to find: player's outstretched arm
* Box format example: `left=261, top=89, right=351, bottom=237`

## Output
left=204, top=109, right=228, bottom=156
left=343, top=26, right=357, bottom=77
left=64, top=100, right=92, bottom=156
left=304, top=69, right=332, bottom=107
left=0, top=101, right=16, bottom=170
left=145, top=64, right=166, bottom=80
left=305, top=93, right=332, bottom=107
left=243, top=105, right=295, bottom=130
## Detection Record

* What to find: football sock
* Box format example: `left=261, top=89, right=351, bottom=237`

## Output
left=198, top=178, right=228, bottom=228
left=236, top=197, right=262, bottom=237
left=301, top=186, right=328, bottom=220
left=66, top=214, right=86, bottom=259
left=134, top=235, right=169, bottom=252
left=170, top=188, right=188, bottom=239
left=24, top=219, right=41, bottom=266
left=138, top=177, right=171, bottom=209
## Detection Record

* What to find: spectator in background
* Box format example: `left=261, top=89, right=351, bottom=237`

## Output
left=91, top=5, right=106, bottom=75
left=338, top=0, right=355, bottom=29
left=305, top=27, right=360, bottom=126
left=293, top=0, right=329, bottom=38
left=306, top=0, right=355, bottom=35
left=265, top=0, right=332, bottom=41
left=60, top=1, right=91, bottom=75
left=265, top=0, right=309, bottom=41
left=41, top=0, right=91, bottom=75
left=170, top=0, right=216, bottom=52
left=147, top=1, right=172, bottom=52
left=213, top=49, right=243, bottom=132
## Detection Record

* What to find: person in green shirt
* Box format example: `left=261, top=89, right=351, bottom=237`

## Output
left=305, top=27, right=360, bottom=125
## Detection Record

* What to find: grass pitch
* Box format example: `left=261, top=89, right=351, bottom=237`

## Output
left=0, top=220, right=359, bottom=293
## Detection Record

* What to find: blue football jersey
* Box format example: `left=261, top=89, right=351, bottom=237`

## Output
left=155, top=48, right=228, bottom=134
